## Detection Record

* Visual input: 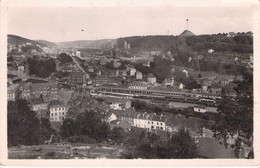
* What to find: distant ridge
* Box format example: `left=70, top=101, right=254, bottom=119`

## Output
left=179, top=30, right=195, bottom=37
left=8, top=34, right=47, bottom=47
left=36, top=40, right=58, bottom=48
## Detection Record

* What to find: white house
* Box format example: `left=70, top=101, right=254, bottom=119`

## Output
left=179, top=83, right=185, bottom=89
left=129, top=67, right=136, bottom=76
left=133, top=113, right=166, bottom=131
left=49, top=100, right=68, bottom=122
left=136, top=71, right=143, bottom=80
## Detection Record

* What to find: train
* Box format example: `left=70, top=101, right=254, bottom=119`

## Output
left=95, top=86, right=222, bottom=101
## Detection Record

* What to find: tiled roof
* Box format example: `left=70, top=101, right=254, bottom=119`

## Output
left=49, top=100, right=65, bottom=107
left=22, top=82, right=58, bottom=91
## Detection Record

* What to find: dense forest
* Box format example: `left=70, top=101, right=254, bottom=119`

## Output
left=117, top=33, right=253, bottom=54
left=27, top=58, right=56, bottom=78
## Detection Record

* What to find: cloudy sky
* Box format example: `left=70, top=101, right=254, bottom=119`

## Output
left=7, top=4, right=254, bottom=42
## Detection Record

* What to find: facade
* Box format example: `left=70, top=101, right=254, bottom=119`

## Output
left=179, top=83, right=185, bottom=89
left=20, top=82, right=59, bottom=100
left=7, top=84, right=20, bottom=101
left=133, top=113, right=166, bottom=131
left=111, top=111, right=166, bottom=131
left=76, top=51, right=81, bottom=57
left=30, top=99, right=49, bottom=118
left=49, top=100, right=68, bottom=122
left=136, top=71, right=143, bottom=80
left=129, top=82, right=148, bottom=90
left=69, top=71, right=86, bottom=88
left=129, top=68, right=136, bottom=76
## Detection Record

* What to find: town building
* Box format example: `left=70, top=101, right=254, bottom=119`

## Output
left=59, top=66, right=74, bottom=73
left=147, top=74, right=156, bottom=84
left=136, top=71, right=143, bottom=80
left=30, top=98, right=49, bottom=118
left=104, top=97, right=131, bottom=110
left=129, top=67, right=136, bottom=76
left=69, top=71, right=86, bottom=88
left=7, top=84, right=20, bottom=101
left=88, top=66, right=94, bottom=73
left=129, top=82, right=148, bottom=90
left=49, top=100, right=68, bottom=122
left=210, top=83, right=222, bottom=94
left=76, top=51, right=81, bottom=57
left=163, top=77, right=175, bottom=87
left=179, top=83, right=185, bottom=89
left=106, top=111, right=166, bottom=131
left=20, top=82, right=59, bottom=100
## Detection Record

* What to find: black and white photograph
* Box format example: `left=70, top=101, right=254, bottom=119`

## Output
left=1, top=0, right=259, bottom=165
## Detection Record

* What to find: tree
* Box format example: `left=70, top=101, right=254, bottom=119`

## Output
left=60, top=118, right=80, bottom=139
left=58, top=53, right=73, bottom=65
left=60, top=110, right=110, bottom=142
left=109, top=127, right=126, bottom=143
left=27, top=58, right=56, bottom=78
left=213, top=72, right=253, bottom=154
left=157, top=128, right=198, bottom=159
left=8, top=99, right=42, bottom=146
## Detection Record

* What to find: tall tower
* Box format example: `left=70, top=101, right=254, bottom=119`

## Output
left=186, top=19, right=189, bottom=30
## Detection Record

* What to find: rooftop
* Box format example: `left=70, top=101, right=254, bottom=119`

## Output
left=104, top=97, right=130, bottom=104
left=49, top=100, right=65, bottom=107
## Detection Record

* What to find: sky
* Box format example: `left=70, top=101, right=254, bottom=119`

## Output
left=7, top=5, right=254, bottom=42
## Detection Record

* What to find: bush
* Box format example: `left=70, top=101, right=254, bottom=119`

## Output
left=66, top=135, right=97, bottom=143
left=45, top=152, right=56, bottom=159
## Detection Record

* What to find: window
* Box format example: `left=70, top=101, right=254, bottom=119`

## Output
left=157, top=122, right=159, bottom=125
left=55, top=113, right=57, bottom=116
left=148, top=121, right=150, bottom=124
left=161, top=127, right=163, bottom=130
left=152, top=122, right=153, bottom=124
left=161, top=123, right=162, bottom=126
left=51, top=113, right=53, bottom=117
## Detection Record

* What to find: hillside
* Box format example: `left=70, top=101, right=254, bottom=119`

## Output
left=36, top=40, right=58, bottom=48
left=58, top=39, right=116, bottom=49
left=116, top=35, right=182, bottom=53
left=179, top=30, right=195, bottom=37
left=8, top=34, right=47, bottom=47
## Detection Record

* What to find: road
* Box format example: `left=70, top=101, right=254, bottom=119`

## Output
left=70, top=55, right=89, bottom=78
